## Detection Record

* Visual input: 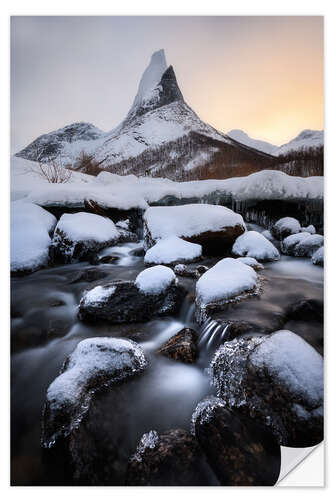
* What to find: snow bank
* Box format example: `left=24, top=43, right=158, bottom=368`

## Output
left=135, top=265, right=176, bottom=294
left=54, top=212, right=119, bottom=244
left=144, top=204, right=245, bottom=241
left=47, top=337, right=147, bottom=410
left=144, top=236, right=202, bottom=265
left=312, top=246, right=324, bottom=266
left=196, top=257, right=258, bottom=305
left=11, top=200, right=57, bottom=273
left=232, top=231, right=280, bottom=262
left=250, top=330, right=323, bottom=407
left=12, top=158, right=323, bottom=211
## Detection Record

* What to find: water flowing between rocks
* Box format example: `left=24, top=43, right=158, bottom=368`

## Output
left=11, top=237, right=323, bottom=485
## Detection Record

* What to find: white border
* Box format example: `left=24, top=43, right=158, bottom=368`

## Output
left=1, top=0, right=331, bottom=496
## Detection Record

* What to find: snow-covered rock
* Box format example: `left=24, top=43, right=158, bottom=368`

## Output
left=210, top=330, right=323, bottom=447
left=301, top=224, right=316, bottom=234
left=280, top=232, right=309, bottom=255
left=236, top=256, right=264, bottom=270
left=195, top=258, right=259, bottom=322
left=11, top=200, right=57, bottom=274
left=272, top=217, right=301, bottom=240
left=79, top=274, right=186, bottom=324
left=282, top=233, right=324, bottom=257
left=144, top=236, right=202, bottom=265
left=52, top=212, right=119, bottom=262
left=232, top=231, right=280, bottom=262
left=143, top=204, right=245, bottom=254
left=191, top=396, right=281, bottom=486
left=135, top=265, right=176, bottom=294
left=42, top=337, right=147, bottom=447
left=292, top=234, right=324, bottom=258
left=312, top=246, right=324, bottom=267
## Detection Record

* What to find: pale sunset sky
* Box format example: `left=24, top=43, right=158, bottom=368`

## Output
left=11, top=16, right=323, bottom=153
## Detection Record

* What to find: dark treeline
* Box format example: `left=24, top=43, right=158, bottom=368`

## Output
left=100, top=132, right=277, bottom=181
left=276, top=146, right=323, bottom=177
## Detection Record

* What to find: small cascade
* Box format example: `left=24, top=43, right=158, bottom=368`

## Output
left=198, top=318, right=230, bottom=351
left=178, top=295, right=196, bottom=326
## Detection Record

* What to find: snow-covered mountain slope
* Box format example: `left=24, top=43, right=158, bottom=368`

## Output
left=274, top=130, right=324, bottom=156
left=15, top=49, right=277, bottom=181
left=227, top=129, right=278, bottom=155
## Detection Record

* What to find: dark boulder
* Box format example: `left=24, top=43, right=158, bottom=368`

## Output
left=210, top=331, right=323, bottom=447
left=192, top=397, right=281, bottom=486
left=126, top=429, right=215, bottom=486
left=157, top=328, right=198, bottom=363
left=286, top=299, right=323, bottom=323
left=78, top=280, right=186, bottom=324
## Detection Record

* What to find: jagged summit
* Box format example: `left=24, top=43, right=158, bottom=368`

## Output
left=124, top=50, right=183, bottom=123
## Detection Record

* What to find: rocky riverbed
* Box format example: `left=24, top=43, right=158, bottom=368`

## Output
left=11, top=208, right=323, bottom=486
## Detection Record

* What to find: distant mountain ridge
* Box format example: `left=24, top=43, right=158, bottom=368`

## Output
left=227, top=129, right=278, bottom=155
left=228, top=129, right=323, bottom=157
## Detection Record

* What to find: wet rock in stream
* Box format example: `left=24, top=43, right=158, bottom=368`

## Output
left=210, top=330, right=323, bottom=447
left=78, top=274, right=186, bottom=324
left=126, top=429, right=215, bottom=486
left=192, top=397, right=281, bottom=486
left=157, top=328, right=198, bottom=363
left=42, top=337, right=148, bottom=485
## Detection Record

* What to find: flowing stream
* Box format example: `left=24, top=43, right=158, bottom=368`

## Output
left=11, top=238, right=323, bottom=485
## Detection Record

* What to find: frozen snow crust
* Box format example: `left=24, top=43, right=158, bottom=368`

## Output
left=232, top=230, right=280, bottom=262
left=11, top=200, right=57, bottom=273
left=210, top=330, right=323, bottom=447
left=43, top=337, right=147, bottom=447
